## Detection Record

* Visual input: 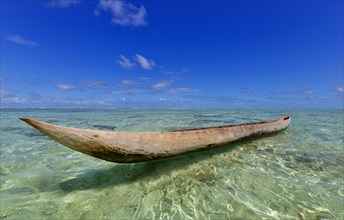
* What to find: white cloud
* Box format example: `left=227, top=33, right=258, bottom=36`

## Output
left=303, top=87, right=313, bottom=95
left=337, top=85, right=344, bottom=92
left=63, top=98, right=113, bottom=106
left=307, top=94, right=326, bottom=102
left=117, top=55, right=135, bottom=69
left=157, top=97, right=168, bottom=102
left=28, top=92, right=114, bottom=106
left=6, top=35, right=37, bottom=46
left=60, top=99, right=111, bottom=106
left=112, top=89, right=147, bottom=94
left=152, top=80, right=174, bottom=90
left=135, top=54, right=155, bottom=70
left=0, top=89, right=27, bottom=104
left=23, top=79, right=40, bottom=86
left=120, top=80, right=139, bottom=85
left=242, top=88, right=253, bottom=95
left=302, top=87, right=326, bottom=102
left=1, top=89, right=14, bottom=97
left=56, top=83, right=77, bottom=90
left=96, top=0, right=147, bottom=27
left=117, top=54, right=155, bottom=70
left=168, top=87, right=202, bottom=94
left=85, top=80, right=109, bottom=89
left=162, top=68, right=189, bottom=77
left=44, top=0, right=82, bottom=8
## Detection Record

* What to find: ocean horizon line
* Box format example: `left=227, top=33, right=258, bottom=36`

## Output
left=0, top=107, right=343, bottom=110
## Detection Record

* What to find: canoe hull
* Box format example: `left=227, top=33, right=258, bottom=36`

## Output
left=19, top=116, right=291, bottom=163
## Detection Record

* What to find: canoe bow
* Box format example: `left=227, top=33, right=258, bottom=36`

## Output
left=19, top=116, right=291, bottom=163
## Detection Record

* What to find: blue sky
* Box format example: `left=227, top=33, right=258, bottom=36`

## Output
left=1, top=0, right=343, bottom=108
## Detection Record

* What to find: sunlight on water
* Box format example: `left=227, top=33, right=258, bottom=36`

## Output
left=1, top=109, right=343, bottom=219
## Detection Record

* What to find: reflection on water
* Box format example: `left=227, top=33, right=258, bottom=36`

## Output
left=1, top=109, right=343, bottom=219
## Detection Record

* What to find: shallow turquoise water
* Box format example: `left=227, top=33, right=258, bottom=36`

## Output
left=1, top=109, right=343, bottom=219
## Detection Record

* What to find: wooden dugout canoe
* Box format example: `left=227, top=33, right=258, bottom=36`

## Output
left=19, top=116, right=291, bottom=163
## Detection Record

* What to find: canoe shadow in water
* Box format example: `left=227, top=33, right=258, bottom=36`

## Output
left=57, top=149, right=234, bottom=192
left=56, top=132, right=286, bottom=192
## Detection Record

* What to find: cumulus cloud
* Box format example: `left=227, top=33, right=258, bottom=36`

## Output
left=135, top=54, right=155, bottom=70
left=157, top=97, right=168, bottom=102
left=27, top=92, right=114, bottom=107
left=337, top=84, right=344, bottom=92
left=168, top=87, right=202, bottom=94
left=241, top=88, right=253, bottom=95
left=60, top=98, right=113, bottom=106
left=56, top=83, right=77, bottom=90
left=302, top=87, right=326, bottom=102
left=6, top=35, right=37, bottom=46
left=120, top=80, right=140, bottom=85
left=117, top=54, right=155, bottom=70
left=303, top=87, right=313, bottom=95
left=139, top=76, right=149, bottom=81
left=112, top=89, right=147, bottom=94
left=85, top=80, right=109, bottom=89
left=117, top=55, right=135, bottom=69
left=22, top=79, right=41, bottom=86
left=163, top=68, right=189, bottom=76
left=44, top=0, right=82, bottom=8
left=96, top=0, right=147, bottom=27
left=309, top=95, right=326, bottom=102
left=152, top=80, right=174, bottom=90
left=0, top=89, right=27, bottom=104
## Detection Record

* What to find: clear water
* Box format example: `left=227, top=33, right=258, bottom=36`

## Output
left=1, top=108, right=343, bottom=219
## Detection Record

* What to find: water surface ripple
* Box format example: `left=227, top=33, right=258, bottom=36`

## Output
left=1, top=109, right=343, bottom=219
